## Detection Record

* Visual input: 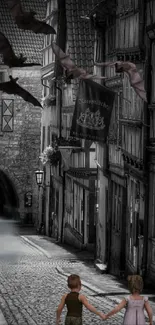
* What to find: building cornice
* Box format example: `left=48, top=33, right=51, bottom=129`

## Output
left=41, top=63, right=55, bottom=77
left=106, top=47, right=145, bottom=62
left=62, top=105, right=75, bottom=113
left=119, top=118, right=143, bottom=128
left=67, top=168, right=97, bottom=179
left=122, top=149, right=144, bottom=171
left=105, top=76, right=123, bottom=88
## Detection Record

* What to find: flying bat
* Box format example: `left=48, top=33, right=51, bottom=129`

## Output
left=7, top=0, right=56, bottom=35
left=0, top=75, right=42, bottom=107
left=0, top=32, right=41, bottom=68
left=51, top=42, right=106, bottom=80
left=95, top=61, right=147, bottom=102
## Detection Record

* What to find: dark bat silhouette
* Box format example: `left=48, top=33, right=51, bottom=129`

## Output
left=7, top=0, right=56, bottom=35
left=0, top=75, right=42, bottom=107
left=95, top=61, right=147, bottom=102
left=0, top=32, right=41, bottom=68
left=51, top=42, right=106, bottom=80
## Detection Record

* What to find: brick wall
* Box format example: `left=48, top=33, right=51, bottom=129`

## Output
left=0, top=66, right=42, bottom=224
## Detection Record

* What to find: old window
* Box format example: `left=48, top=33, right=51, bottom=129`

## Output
left=62, top=114, right=67, bottom=138
left=119, top=14, right=139, bottom=49
left=122, top=73, right=143, bottom=120
left=151, top=42, right=155, bottom=103
left=95, top=34, right=104, bottom=62
left=43, top=79, right=49, bottom=97
left=47, top=126, right=50, bottom=146
left=46, top=1, right=50, bottom=17
left=66, top=176, right=73, bottom=223
left=73, top=183, right=84, bottom=235
left=108, top=87, right=122, bottom=145
left=112, top=182, right=123, bottom=232
left=149, top=172, right=155, bottom=238
left=1, top=99, right=14, bottom=132
left=128, top=179, right=140, bottom=268
left=0, top=71, right=5, bottom=82
left=0, top=72, right=13, bottom=133
left=106, top=16, right=116, bottom=54
left=42, top=126, right=45, bottom=152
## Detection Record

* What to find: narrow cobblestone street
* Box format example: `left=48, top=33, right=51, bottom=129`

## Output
left=0, top=229, right=154, bottom=325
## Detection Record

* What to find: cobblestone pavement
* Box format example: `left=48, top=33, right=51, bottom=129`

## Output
left=0, top=232, right=154, bottom=325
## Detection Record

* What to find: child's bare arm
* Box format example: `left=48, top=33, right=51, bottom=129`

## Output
left=144, top=300, right=153, bottom=325
left=56, top=294, right=67, bottom=324
left=79, top=295, right=105, bottom=319
left=105, top=299, right=127, bottom=319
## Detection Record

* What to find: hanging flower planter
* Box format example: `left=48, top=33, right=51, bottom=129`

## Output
left=40, top=146, right=61, bottom=166
left=42, top=95, right=56, bottom=108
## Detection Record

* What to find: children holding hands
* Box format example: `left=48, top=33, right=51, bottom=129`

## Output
left=56, top=274, right=153, bottom=325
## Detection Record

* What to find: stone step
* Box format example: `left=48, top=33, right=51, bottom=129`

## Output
left=95, top=259, right=107, bottom=273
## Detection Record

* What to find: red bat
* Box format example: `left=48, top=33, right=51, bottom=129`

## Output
left=6, top=0, right=56, bottom=35
left=51, top=42, right=106, bottom=80
left=0, top=32, right=41, bottom=68
left=95, top=61, right=147, bottom=102
left=0, top=76, right=42, bottom=107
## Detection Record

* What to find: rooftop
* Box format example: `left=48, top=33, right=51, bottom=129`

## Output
left=0, top=0, right=46, bottom=64
left=65, top=0, right=99, bottom=99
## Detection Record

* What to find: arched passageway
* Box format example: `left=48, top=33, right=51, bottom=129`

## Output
left=0, top=170, right=19, bottom=220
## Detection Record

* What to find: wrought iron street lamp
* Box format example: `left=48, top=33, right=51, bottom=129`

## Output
left=35, top=170, right=44, bottom=187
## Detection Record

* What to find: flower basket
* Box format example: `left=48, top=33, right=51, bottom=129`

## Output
left=40, top=146, right=61, bottom=166
left=42, top=95, right=56, bottom=107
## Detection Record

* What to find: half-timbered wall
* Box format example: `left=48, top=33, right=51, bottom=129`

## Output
left=146, top=0, right=155, bottom=26
left=105, top=21, right=116, bottom=56
left=145, top=0, right=155, bottom=285
left=117, top=14, right=139, bottom=48
left=147, top=164, right=155, bottom=280
left=40, top=0, right=59, bottom=236
left=121, top=73, right=144, bottom=160
left=43, top=0, right=57, bottom=67
left=117, top=0, right=139, bottom=11
left=126, top=177, right=145, bottom=274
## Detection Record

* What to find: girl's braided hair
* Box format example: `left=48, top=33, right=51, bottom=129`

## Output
left=127, top=275, right=143, bottom=293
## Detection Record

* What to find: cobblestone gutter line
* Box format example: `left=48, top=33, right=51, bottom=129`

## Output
left=56, top=266, right=124, bottom=305
left=20, top=235, right=155, bottom=324
left=56, top=266, right=154, bottom=324
left=0, top=309, right=8, bottom=325
left=20, top=236, right=51, bottom=258
left=21, top=235, right=123, bottom=305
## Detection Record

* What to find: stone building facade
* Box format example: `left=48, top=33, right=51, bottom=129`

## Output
left=0, top=1, right=46, bottom=224
left=40, top=0, right=98, bottom=250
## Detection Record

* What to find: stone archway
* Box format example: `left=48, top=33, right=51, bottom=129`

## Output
left=0, top=170, right=19, bottom=220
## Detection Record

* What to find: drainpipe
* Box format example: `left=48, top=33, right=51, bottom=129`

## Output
left=60, top=170, right=66, bottom=243
left=55, top=81, right=65, bottom=243
left=142, top=45, right=151, bottom=280
left=141, top=0, right=151, bottom=280
left=55, top=83, right=62, bottom=139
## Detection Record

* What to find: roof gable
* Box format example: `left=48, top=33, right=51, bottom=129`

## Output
left=0, top=0, right=46, bottom=64
left=65, top=0, right=99, bottom=99
left=66, top=0, right=98, bottom=74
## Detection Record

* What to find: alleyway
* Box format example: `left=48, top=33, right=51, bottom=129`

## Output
left=0, top=226, right=154, bottom=325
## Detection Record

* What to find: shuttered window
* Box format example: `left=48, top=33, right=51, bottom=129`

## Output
left=151, top=42, right=155, bottom=103
left=47, top=125, right=50, bottom=146
left=42, top=126, right=45, bottom=152
left=73, top=183, right=84, bottom=235
left=128, top=179, right=140, bottom=267
left=112, top=182, right=123, bottom=232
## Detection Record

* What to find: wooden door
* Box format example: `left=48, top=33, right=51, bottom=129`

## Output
left=110, top=181, right=126, bottom=275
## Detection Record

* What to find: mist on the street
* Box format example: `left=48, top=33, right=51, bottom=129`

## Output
left=0, top=218, right=22, bottom=259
